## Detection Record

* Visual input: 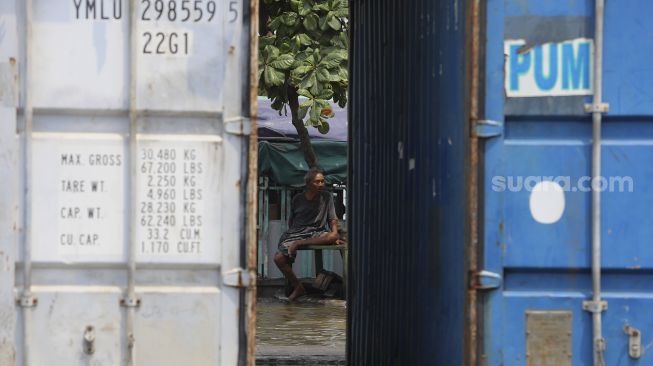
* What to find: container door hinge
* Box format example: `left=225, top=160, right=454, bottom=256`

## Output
left=223, top=268, right=255, bottom=288
left=584, top=103, right=609, bottom=114
left=473, top=120, right=503, bottom=138
left=470, top=270, right=502, bottom=290
left=120, top=296, right=141, bottom=308
left=17, top=294, right=37, bottom=307
left=582, top=300, right=607, bottom=313
left=224, top=117, right=252, bottom=136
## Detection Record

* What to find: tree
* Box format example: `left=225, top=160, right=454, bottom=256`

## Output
left=259, top=0, right=349, bottom=168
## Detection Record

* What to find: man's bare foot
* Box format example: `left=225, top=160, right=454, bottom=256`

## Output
left=287, top=284, right=306, bottom=302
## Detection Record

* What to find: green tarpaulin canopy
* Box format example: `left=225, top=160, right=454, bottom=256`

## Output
left=258, top=141, right=347, bottom=187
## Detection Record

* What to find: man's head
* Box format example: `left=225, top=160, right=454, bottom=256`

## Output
left=305, top=167, right=325, bottom=192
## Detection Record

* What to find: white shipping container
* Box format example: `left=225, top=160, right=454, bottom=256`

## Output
left=0, top=0, right=253, bottom=364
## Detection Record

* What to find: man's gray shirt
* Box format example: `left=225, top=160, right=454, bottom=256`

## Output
left=278, top=191, right=337, bottom=246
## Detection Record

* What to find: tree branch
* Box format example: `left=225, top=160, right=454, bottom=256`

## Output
left=288, top=87, right=319, bottom=168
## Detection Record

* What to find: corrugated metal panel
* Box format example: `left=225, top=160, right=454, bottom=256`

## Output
left=348, top=1, right=468, bottom=364
left=2, top=0, right=253, bottom=364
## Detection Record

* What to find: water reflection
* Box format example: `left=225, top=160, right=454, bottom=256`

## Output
left=256, top=297, right=346, bottom=348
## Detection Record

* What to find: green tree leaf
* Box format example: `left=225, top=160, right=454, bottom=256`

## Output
left=309, top=76, right=320, bottom=96
left=317, top=88, right=334, bottom=100
left=264, top=66, right=285, bottom=86
left=314, top=98, right=330, bottom=109
left=294, top=65, right=315, bottom=76
left=337, top=96, right=347, bottom=108
left=313, top=2, right=329, bottom=12
left=297, top=89, right=313, bottom=98
left=328, top=69, right=342, bottom=82
left=298, top=1, right=312, bottom=16
left=303, top=13, right=319, bottom=32
left=299, top=105, right=309, bottom=120
left=320, top=52, right=345, bottom=69
left=281, top=12, right=298, bottom=26
left=291, top=66, right=314, bottom=82
left=259, top=35, right=276, bottom=47
left=333, top=0, right=349, bottom=17
left=309, top=105, right=321, bottom=124
left=264, top=45, right=280, bottom=64
left=279, top=42, right=293, bottom=54
left=318, top=16, right=329, bottom=31
left=327, top=13, right=341, bottom=30
left=338, top=68, right=348, bottom=80
left=271, top=97, right=285, bottom=111
left=299, top=73, right=316, bottom=90
left=270, top=54, right=295, bottom=69
left=289, top=0, right=302, bottom=12
left=317, top=121, right=330, bottom=134
left=300, top=98, right=314, bottom=108
left=316, top=67, right=332, bottom=82
left=296, top=33, right=312, bottom=46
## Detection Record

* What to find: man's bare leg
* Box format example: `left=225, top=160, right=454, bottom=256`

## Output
left=273, top=253, right=306, bottom=301
left=287, top=232, right=340, bottom=258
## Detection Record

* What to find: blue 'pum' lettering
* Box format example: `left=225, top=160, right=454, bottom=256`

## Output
left=534, top=43, right=558, bottom=91
left=505, top=38, right=593, bottom=97
left=562, top=42, right=590, bottom=90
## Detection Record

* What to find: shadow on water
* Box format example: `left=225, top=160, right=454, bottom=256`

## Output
left=256, top=297, right=346, bottom=348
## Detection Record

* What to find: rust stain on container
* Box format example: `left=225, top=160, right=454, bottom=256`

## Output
left=1, top=57, right=18, bottom=107
left=246, top=0, right=260, bottom=365
left=466, top=1, right=482, bottom=365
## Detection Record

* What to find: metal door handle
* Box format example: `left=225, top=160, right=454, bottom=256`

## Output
left=624, top=325, right=641, bottom=359
left=83, top=326, right=95, bottom=355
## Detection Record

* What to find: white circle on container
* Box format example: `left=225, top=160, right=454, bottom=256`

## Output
left=529, top=180, right=565, bottom=224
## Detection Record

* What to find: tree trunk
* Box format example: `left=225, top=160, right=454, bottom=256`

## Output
left=288, top=87, right=319, bottom=168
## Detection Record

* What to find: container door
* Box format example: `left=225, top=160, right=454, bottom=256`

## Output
left=4, top=0, right=251, bottom=365
left=480, top=0, right=653, bottom=364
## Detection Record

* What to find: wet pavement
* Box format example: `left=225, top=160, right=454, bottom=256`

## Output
left=256, top=296, right=346, bottom=365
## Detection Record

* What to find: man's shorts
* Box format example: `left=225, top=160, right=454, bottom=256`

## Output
left=278, top=231, right=327, bottom=264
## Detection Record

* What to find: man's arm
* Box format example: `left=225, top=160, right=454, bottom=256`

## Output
left=287, top=195, right=296, bottom=227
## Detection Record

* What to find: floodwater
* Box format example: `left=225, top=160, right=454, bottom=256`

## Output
left=256, top=297, right=346, bottom=348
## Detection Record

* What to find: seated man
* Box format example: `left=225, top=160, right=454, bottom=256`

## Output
left=273, top=168, right=343, bottom=301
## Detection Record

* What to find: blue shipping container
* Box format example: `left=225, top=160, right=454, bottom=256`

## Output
left=481, top=0, right=653, bottom=365
left=349, top=0, right=653, bottom=365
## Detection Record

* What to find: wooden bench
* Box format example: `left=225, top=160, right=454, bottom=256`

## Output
left=287, top=244, right=348, bottom=298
